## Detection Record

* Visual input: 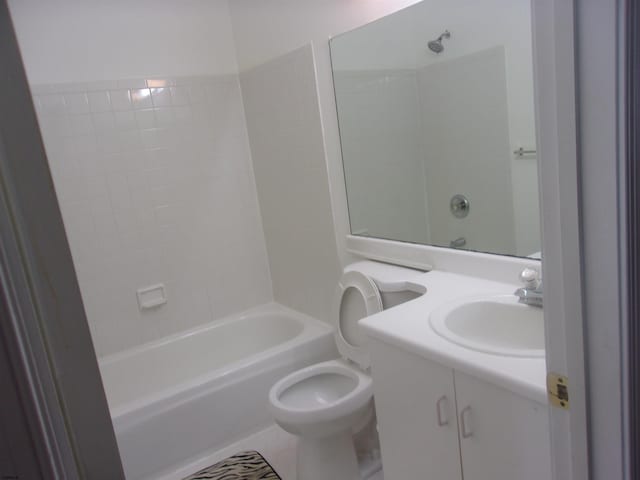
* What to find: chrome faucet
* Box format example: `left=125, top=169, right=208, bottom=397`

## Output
left=449, top=237, right=466, bottom=248
left=514, top=268, right=543, bottom=308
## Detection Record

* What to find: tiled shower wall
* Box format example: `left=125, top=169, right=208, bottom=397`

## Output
left=33, top=75, right=273, bottom=356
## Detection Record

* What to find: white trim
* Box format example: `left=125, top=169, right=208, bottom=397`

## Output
left=531, top=0, right=589, bottom=479
left=346, top=235, right=540, bottom=284
left=311, top=43, right=357, bottom=268
left=0, top=176, right=77, bottom=478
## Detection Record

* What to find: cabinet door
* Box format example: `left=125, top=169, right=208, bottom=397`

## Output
left=454, top=371, right=552, bottom=480
left=370, top=340, right=462, bottom=480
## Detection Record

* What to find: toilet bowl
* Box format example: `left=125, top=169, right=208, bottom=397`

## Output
left=269, top=359, right=373, bottom=480
left=268, top=264, right=415, bottom=480
left=269, top=359, right=373, bottom=438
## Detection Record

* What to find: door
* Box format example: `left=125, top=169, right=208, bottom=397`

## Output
left=370, top=340, right=462, bottom=480
left=0, top=3, right=125, bottom=477
left=454, top=371, right=551, bottom=480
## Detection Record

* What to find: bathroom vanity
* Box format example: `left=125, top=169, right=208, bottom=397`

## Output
left=360, top=271, right=551, bottom=480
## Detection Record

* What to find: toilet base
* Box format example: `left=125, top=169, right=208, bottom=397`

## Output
left=297, top=430, right=360, bottom=480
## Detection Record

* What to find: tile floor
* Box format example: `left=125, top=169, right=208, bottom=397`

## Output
left=154, top=423, right=383, bottom=480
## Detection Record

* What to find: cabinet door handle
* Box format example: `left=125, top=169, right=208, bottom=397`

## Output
left=436, top=396, right=449, bottom=426
left=460, top=406, right=473, bottom=438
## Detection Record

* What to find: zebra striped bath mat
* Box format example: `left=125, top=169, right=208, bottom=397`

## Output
left=183, top=450, right=282, bottom=480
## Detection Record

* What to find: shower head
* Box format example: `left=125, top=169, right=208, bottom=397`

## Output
left=428, top=30, right=451, bottom=54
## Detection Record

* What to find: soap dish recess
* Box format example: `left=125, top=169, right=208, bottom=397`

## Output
left=137, top=284, right=167, bottom=310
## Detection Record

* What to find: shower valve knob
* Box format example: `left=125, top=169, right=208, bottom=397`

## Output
left=450, top=194, right=470, bottom=218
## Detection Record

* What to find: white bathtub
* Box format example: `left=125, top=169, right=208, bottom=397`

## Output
left=99, top=303, right=336, bottom=480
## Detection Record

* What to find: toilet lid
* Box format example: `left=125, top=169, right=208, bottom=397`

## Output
left=333, top=271, right=383, bottom=369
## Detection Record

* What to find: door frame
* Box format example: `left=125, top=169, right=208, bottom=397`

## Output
left=531, top=0, right=588, bottom=478
left=0, top=2, right=125, bottom=477
left=575, top=0, right=630, bottom=478
left=625, top=0, right=639, bottom=478
left=535, top=0, right=629, bottom=479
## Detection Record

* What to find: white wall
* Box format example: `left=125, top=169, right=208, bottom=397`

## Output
left=228, top=2, right=428, bottom=324
left=8, top=0, right=238, bottom=85
left=10, top=1, right=274, bottom=356
left=229, top=0, right=425, bottom=271
left=240, top=46, right=342, bottom=324
left=228, top=0, right=425, bottom=73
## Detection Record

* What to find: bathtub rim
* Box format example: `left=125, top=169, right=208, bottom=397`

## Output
left=98, top=302, right=334, bottom=420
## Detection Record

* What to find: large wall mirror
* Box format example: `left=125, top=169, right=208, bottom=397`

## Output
left=330, top=0, right=541, bottom=258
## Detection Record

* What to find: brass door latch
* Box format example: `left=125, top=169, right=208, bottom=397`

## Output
left=547, top=372, right=569, bottom=410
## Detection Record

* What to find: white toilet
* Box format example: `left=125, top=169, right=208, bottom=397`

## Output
left=268, top=262, right=423, bottom=480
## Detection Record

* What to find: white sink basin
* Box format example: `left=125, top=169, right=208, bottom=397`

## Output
left=429, top=295, right=545, bottom=358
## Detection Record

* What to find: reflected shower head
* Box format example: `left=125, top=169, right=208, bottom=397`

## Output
left=428, top=30, right=451, bottom=54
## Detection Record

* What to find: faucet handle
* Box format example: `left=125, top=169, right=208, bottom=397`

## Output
left=519, top=268, right=541, bottom=289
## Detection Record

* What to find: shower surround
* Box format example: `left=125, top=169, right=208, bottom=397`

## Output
left=32, top=74, right=273, bottom=356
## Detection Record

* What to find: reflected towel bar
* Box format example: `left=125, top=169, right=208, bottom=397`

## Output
left=513, top=147, right=537, bottom=157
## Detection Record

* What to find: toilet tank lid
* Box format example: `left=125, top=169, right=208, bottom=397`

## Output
left=344, top=261, right=426, bottom=293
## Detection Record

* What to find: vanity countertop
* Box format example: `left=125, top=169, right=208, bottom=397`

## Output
left=360, top=270, right=548, bottom=405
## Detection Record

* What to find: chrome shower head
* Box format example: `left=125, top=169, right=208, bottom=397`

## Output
left=428, top=30, right=451, bottom=54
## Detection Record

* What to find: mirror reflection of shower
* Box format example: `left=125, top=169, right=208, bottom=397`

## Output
left=428, top=30, right=451, bottom=53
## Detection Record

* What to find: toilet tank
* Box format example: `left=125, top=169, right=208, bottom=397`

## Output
left=344, top=261, right=426, bottom=310
left=380, top=289, right=423, bottom=310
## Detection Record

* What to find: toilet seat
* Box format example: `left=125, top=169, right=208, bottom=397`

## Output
left=268, top=270, right=381, bottom=430
left=333, top=271, right=383, bottom=369
left=269, top=359, right=373, bottom=425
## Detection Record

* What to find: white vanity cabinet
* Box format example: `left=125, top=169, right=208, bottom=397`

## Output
left=370, top=340, right=462, bottom=479
left=454, top=371, right=552, bottom=480
left=370, top=340, right=552, bottom=480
